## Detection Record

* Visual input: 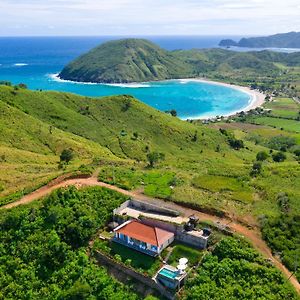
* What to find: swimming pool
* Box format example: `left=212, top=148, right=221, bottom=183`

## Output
left=158, top=267, right=178, bottom=279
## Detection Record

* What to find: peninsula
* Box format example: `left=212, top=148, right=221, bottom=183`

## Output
left=59, top=38, right=300, bottom=84
left=219, top=31, right=300, bottom=48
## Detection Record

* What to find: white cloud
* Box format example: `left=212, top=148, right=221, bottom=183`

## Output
left=0, top=0, right=299, bottom=36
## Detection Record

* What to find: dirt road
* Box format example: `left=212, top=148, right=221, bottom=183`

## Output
left=1, top=175, right=300, bottom=294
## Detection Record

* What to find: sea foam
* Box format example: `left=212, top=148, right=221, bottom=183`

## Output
left=14, top=63, right=28, bottom=67
left=49, top=73, right=151, bottom=88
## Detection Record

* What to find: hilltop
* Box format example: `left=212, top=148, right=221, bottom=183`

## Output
left=59, top=38, right=300, bottom=83
left=219, top=32, right=300, bottom=48
left=59, top=38, right=193, bottom=83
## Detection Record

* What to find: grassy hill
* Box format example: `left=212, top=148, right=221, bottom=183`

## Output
left=59, top=38, right=300, bottom=84
left=59, top=38, right=193, bottom=83
left=0, top=84, right=229, bottom=204
left=0, top=84, right=299, bottom=217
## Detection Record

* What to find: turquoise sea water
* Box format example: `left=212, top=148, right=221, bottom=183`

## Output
left=0, top=36, right=252, bottom=119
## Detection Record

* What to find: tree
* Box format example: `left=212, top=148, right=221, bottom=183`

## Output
left=170, top=109, right=177, bottom=117
left=146, top=152, right=165, bottom=168
left=250, top=161, right=262, bottom=177
left=60, top=149, right=74, bottom=164
left=294, top=149, right=300, bottom=157
left=277, top=192, right=290, bottom=213
left=121, top=97, right=132, bottom=112
left=228, top=138, right=244, bottom=150
left=256, top=151, right=268, bottom=161
left=17, top=83, right=27, bottom=89
left=272, top=151, right=286, bottom=162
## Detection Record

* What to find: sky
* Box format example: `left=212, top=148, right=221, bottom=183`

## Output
left=0, top=0, right=299, bottom=36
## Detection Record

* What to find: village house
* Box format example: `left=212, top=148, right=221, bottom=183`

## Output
left=113, top=220, right=175, bottom=256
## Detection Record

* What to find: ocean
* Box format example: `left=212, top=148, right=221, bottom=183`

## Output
left=0, top=36, right=255, bottom=119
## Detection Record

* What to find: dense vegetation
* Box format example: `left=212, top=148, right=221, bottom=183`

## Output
left=219, top=31, right=300, bottom=48
left=262, top=213, right=300, bottom=281
left=183, top=237, right=298, bottom=300
left=59, top=38, right=300, bottom=84
left=0, top=186, right=140, bottom=299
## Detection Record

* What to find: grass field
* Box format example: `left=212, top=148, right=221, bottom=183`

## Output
left=0, top=83, right=300, bottom=287
left=168, top=243, right=203, bottom=267
left=98, top=167, right=175, bottom=198
left=264, top=98, right=300, bottom=119
left=250, top=116, right=300, bottom=132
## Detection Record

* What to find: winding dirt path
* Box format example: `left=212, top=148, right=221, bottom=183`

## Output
left=1, top=174, right=300, bottom=294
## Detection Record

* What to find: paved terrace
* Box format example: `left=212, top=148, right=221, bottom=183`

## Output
left=118, top=206, right=188, bottom=224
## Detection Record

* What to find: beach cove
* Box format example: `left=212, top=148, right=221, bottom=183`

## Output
left=0, top=36, right=265, bottom=120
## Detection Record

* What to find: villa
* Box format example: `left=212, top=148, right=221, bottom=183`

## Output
left=113, top=220, right=175, bottom=256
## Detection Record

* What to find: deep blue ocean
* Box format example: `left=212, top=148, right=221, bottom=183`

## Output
left=0, top=36, right=254, bottom=119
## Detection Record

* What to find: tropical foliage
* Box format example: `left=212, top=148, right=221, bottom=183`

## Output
left=0, top=187, right=138, bottom=299
left=184, top=237, right=298, bottom=300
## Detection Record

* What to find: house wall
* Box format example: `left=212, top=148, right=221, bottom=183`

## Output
left=113, top=198, right=179, bottom=217
left=140, top=217, right=183, bottom=234
left=140, top=217, right=208, bottom=249
left=113, top=200, right=131, bottom=216
left=159, top=235, right=175, bottom=253
left=176, top=232, right=208, bottom=249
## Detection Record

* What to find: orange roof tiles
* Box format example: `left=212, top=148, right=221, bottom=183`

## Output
left=115, top=220, right=174, bottom=246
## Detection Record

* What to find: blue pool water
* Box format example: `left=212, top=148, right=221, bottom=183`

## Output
left=0, top=36, right=252, bottom=119
left=159, top=268, right=178, bottom=279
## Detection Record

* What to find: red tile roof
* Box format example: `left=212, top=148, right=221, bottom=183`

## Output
left=115, top=220, right=174, bottom=246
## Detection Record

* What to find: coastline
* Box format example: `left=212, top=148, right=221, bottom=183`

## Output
left=50, top=74, right=266, bottom=120
left=177, top=78, right=266, bottom=120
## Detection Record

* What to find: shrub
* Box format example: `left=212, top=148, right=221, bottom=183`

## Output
left=267, top=136, right=296, bottom=151
left=228, top=138, right=244, bottom=150
left=272, top=151, right=286, bottom=162
left=256, top=151, right=269, bottom=161
left=60, top=148, right=74, bottom=163
left=146, top=152, right=165, bottom=168
left=250, top=161, right=262, bottom=177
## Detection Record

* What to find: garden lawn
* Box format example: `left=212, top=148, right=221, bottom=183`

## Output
left=109, top=241, right=161, bottom=276
left=168, top=243, right=203, bottom=267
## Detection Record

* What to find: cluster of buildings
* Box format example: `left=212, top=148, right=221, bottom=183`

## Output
left=110, top=198, right=212, bottom=291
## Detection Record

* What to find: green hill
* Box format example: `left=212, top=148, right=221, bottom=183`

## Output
left=1, top=84, right=299, bottom=219
left=59, top=38, right=193, bottom=83
left=0, top=84, right=228, bottom=203
left=219, top=32, right=300, bottom=48
left=58, top=38, right=300, bottom=83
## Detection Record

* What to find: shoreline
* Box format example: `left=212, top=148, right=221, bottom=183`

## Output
left=177, top=78, right=266, bottom=120
left=50, top=74, right=266, bottom=120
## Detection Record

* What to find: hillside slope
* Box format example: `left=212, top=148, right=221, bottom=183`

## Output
left=0, top=85, right=225, bottom=161
left=0, top=84, right=299, bottom=225
left=0, top=87, right=117, bottom=201
left=0, top=85, right=231, bottom=202
left=59, top=38, right=193, bottom=83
